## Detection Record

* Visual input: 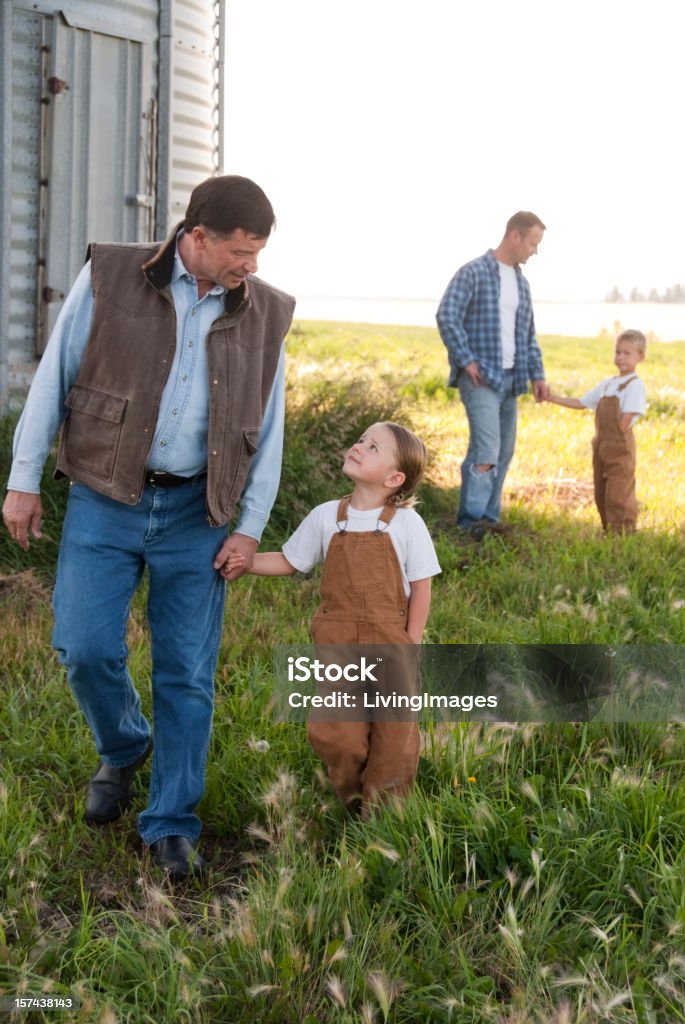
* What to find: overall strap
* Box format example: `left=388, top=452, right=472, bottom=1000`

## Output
left=617, top=375, right=637, bottom=392
left=373, top=503, right=398, bottom=534
left=335, top=496, right=351, bottom=532
left=378, top=504, right=397, bottom=527
left=334, top=497, right=398, bottom=533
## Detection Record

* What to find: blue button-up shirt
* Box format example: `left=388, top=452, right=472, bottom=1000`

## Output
left=436, top=249, right=545, bottom=396
left=8, top=243, right=286, bottom=541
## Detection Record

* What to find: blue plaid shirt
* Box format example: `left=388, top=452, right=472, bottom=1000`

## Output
left=436, top=249, right=545, bottom=396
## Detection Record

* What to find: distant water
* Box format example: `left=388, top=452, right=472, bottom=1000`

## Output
left=294, top=297, right=685, bottom=342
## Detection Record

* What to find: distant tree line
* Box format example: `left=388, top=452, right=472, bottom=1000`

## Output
left=606, top=283, right=685, bottom=303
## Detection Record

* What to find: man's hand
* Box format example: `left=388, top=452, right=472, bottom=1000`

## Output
left=532, top=379, right=549, bottom=402
left=2, top=490, right=44, bottom=551
left=464, top=361, right=482, bottom=386
left=213, top=533, right=258, bottom=581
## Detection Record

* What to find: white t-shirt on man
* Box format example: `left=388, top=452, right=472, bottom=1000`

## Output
left=497, top=261, right=519, bottom=370
left=282, top=500, right=442, bottom=597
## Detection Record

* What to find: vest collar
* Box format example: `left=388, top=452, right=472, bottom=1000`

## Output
left=142, top=222, right=249, bottom=314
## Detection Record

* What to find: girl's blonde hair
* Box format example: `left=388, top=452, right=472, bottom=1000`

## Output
left=382, top=422, right=428, bottom=508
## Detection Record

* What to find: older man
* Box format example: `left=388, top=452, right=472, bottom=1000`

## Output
left=3, top=175, right=295, bottom=878
left=437, top=211, right=548, bottom=532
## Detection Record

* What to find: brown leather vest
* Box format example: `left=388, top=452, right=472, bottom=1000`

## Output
left=55, top=228, right=295, bottom=526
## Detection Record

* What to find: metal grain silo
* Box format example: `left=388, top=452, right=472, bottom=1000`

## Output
left=0, top=0, right=225, bottom=405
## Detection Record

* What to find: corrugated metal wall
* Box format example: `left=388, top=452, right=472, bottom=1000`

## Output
left=0, top=0, right=224, bottom=405
left=3, top=7, right=45, bottom=392
left=157, top=0, right=224, bottom=234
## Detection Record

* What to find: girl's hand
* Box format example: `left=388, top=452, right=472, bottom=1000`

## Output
left=220, top=551, right=248, bottom=579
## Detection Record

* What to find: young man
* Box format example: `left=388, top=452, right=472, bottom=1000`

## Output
left=436, top=211, right=548, bottom=532
left=3, top=176, right=295, bottom=879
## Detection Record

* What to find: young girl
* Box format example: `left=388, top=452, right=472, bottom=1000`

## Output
left=224, top=421, right=441, bottom=817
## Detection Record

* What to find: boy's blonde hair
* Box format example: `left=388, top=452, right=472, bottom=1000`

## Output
left=382, top=422, right=428, bottom=508
left=617, top=329, right=647, bottom=354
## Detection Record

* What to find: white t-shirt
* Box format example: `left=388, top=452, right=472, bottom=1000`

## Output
left=282, top=500, right=442, bottom=597
left=497, top=261, right=519, bottom=370
left=581, top=375, right=647, bottom=427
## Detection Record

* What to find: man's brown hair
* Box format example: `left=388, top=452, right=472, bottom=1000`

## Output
left=184, top=175, right=275, bottom=238
left=505, top=211, right=546, bottom=236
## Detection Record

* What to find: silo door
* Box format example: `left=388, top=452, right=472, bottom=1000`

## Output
left=38, top=12, right=155, bottom=352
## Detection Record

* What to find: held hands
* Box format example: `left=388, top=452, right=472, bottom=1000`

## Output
left=212, top=533, right=256, bottom=581
left=465, top=367, right=549, bottom=402
left=2, top=490, right=44, bottom=550
left=462, top=366, right=548, bottom=401
left=220, top=552, right=248, bottom=579
left=532, top=379, right=550, bottom=403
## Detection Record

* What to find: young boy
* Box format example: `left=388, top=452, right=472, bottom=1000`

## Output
left=546, top=329, right=647, bottom=533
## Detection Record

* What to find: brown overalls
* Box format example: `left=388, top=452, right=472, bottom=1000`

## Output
left=308, top=498, right=421, bottom=816
left=592, top=375, right=638, bottom=533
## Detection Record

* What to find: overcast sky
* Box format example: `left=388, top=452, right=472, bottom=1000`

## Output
left=224, top=0, right=683, bottom=302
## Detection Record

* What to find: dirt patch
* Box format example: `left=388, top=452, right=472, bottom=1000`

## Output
left=508, top=477, right=595, bottom=508
left=0, top=569, right=52, bottom=606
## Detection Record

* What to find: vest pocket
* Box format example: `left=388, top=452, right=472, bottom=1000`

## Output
left=243, top=428, right=260, bottom=454
left=223, top=428, right=260, bottom=512
left=63, top=384, right=127, bottom=480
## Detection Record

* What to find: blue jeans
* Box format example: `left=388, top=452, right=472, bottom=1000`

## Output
left=52, top=480, right=226, bottom=845
left=457, top=369, right=518, bottom=527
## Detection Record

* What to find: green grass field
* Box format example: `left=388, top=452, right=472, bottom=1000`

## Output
left=1, top=323, right=685, bottom=1023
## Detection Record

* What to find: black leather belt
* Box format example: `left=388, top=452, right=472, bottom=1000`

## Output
left=145, top=470, right=207, bottom=488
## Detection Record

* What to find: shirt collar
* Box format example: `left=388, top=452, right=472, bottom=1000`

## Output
left=485, top=248, right=522, bottom=278
left=172, top=230, right=226, bottom=296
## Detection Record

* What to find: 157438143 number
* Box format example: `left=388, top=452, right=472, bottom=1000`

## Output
left=0, top=996, right=79, bottom=1012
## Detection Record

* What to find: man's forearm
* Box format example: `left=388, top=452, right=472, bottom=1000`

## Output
left=7, top=262, right=94, bottom=492
left=9, top=357, right=68, bottom=492
left=436, top=275, right=475, bottom=367
left=234, top=345, right=286, bottom=541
